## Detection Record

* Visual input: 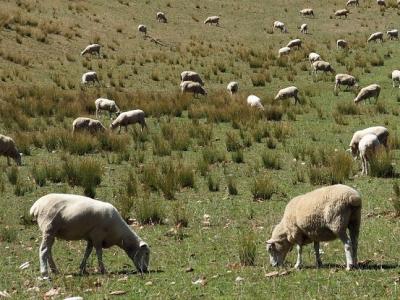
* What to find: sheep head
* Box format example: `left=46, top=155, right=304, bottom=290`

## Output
left=126, top=241, right=150, bottom=273
left=266, top=223, right=292, bottom=267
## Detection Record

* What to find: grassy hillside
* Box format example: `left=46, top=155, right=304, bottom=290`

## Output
left=2, top=0, right=400, bottom=299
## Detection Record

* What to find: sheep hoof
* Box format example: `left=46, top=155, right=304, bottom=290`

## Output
left=294, top=263, right=302, bottom=269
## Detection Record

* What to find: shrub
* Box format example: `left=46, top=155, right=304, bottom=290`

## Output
left=251, top=173, right=276, bottom=200
left=369, top=149, right=395, bottom=178
left=238, top=229, right=257, bottom=266
left=261, top=151, right=281, bottom=169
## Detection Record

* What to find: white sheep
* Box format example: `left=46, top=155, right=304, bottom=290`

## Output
left=227, top=81, right=239, bottom=95
left=278, top=46, right=291, bottom=57
left=367, top=32, right=384, bottom=43
left=81, top=44, right=101, bottom=56
left=72, top=117, right=106, bottom=133
left=110, top=109, right=147, bottom=133
left=392, top=70, right=400, bottom=88
left=312, top=60, right=335, bottom=76
left=300, top=8, right=314, bottom=17
left=354, top=84, right=381, bottom=104
left=357, top=134, right=382, bottom=175
left=204, top=16, right=219, bottom=26
left=180, top=71, right=204, bottom=86
left=81, top=71, right=99, bottom=85
left=156, top=12, right=167, bottom=23
left=335, top=9, right=350, bottom=18
left=95, top=98, right=121, bottom=118
left=246, top=95, right=264, bottom=110
left=274, top=86, right=300, bottom=105
left=308, top=52, right=321, bottom=64
left=30, top=193, right=150, bottom=277
left=300, top=23, right=308, bottom=34
left=287, top=38, right=302, bottom=49
left=273, top=21, right=288, bottom=33
left=377, top=0, right=386, bottom=6
left=334, top=74, right=358, bottom=92
left=387, top=29, right=399, bottom=40
left=348, top=126, right=389, bottom=158
left=266, top=184, right=361, bottom=270
left=0, top=134, right=21, bottom=166
left=346, top=0, right=359, bottom=6
left=337, top=39, right=348, bottom=49
left=138, top=24, right=147, bottom=35
left=180, top=81, right=207, bottom=96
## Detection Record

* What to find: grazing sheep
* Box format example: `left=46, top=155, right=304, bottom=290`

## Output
left=227, top=81, right=239, bottom=95
left=0, top=134, right=21, bottom=166
left=156, top=12, right=167, bottom=23
left=392, top=70, right=400, bottom=87
left=81, top=71, right=99, bottom=85
left=95, top=98, right=120, bottom=118
left=180, top=81, right=207, bottom=96
left=348, top=126, right=389, bottom=158
left=204, top=16, right=219, bottom=26
left=367, top=32, right=384, bottom=43
left=287, top=38, right=302, bottom=49
left=346, top=0, right=359, bottom=6
left=354, top=84, right=381, bottom=104
left=180, top=71, right=204, bottom=86
left=30, top=193, right=150, bottom=277
left=278, top=46, right=291, bottom=57
left=81, top=44, right=101, bottom=56
left=266, top=184, right=361, bottom=270
left=357, top=134, right=382, bottom=175
left=274, top=86, right=300, bottom=105
left=377, top=0, right=386, bottom=6
left=300, top=23, right=308, bottom=34
left=246, top=95, right=264, bottom=110
left=273, top=21, right=287, bottom=33
left=110, top=110, right=147, bottom=133
left=337, top=39, right=348, bottom=49
left=334, top=74, right=358, bottom=92
left=308, top=52, right=321, bottom=64
left=335, top=9, right=350, bottom=18
left=138, top=24, right=147, bottom=35
left=312, top=60, right=335, bottom=76
left=300, top=8, right=314, bottom=17
left=387, top=29, right=399, bottom=40
left=72, top=117, right=106, bottom=133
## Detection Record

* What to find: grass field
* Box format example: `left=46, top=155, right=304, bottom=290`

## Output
left=3, top=0, right=400, bottom=298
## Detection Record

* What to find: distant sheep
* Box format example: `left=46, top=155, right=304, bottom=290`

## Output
left=287, top=38, right=302, bottom=49
left=392, top=70, right=400, bottom=87
left=357, top=134, right=382, bottom=175
left=308, top=52, right=321, bottom=64
left=82, top=71, right=99, bottom=85
left=138, top=24, right=147, bottom=35
left=367, top=32, right=384, bottom=43
left=312, top=60, right=335, bottom=75
left=81, top=44, right=101, bottom=56
left=30, top=193, right=150, bottom=277
left=377, top=0, right=386, bottom=6
left=180, top=81, right=207, bottom=96
left=335, top=9, right=350, bottom=18
left=110, top=110, right=147, bottom=133
left=337, top=39, right=348, bottom=49
left=156, top=12, right=167, bottom=23
left=273, top=21, right=287, bottom=33
left=354, top=84, right=381, bottom=104
left=278, top=46, right=291, bottom=57
left=348, top=126, right=388, bottom=159
left=247, top=95, right=264, bottom=110
left=346, top=0, right=359, bottom=6
left=227, top=81, right=239, bottom=95
left=387, top=29, right=398, bottom=40
left=0, top=134, right=21, bottom=166
left=274, top=86, right=300, bottom=105
left=180, top=71, right=204, bottom=86
left=72, top=117, right=106, bottom=133
left=204, top=16, right=219, bottom=26
left=300, top=8, right=314, bottom=17
left=334, top=74, right=358, bottom=92
left=95, top=98, right=120, bottom=118
left=300, top=23, right=308, bottom=34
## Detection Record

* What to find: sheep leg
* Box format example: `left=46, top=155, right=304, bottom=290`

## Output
left=348, top=223, right=359, bottom=267
left=314, top=241, right=322, bottom=267
left=39, top=233, right=55, bottom=276
left=95, top=247, right=106, bottom=274
left=125, top=125, right=128, bottom=132
left=338, top=232, right=354, bottom=270
left=79, top=240, right=93, bottom=274
left=118, top=126, right=121, bottom=134
left=294, top=244, right=303, bottom=269
left=96, top=109, right=98, bottom=119
left=47, top=245, right=59, bottom=274
left=7, top=156, right=10, bottom=166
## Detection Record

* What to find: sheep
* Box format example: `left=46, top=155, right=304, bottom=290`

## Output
left=392, top=70, right=400, bottom=87
left=346, top=0, right=359, bottom=6
left=227, top=81, right=239, bottom=95
left=335, top=9, right=350, bottom=18
left=308, top=52, right=321, bottom=64
left=266, top=184, right=361, bottom=270
left=0, top=134, right=21, bottom=166
left=204, top=16, right=219, bottom=26
left=95, top=98, right=121, bottom=118
left=273, top=21, right=287, bottom=33
left=367, top=32, right=384, bottom=43
left=180, top=81, right=207, bottom=96
left=138, top=24, right=147, bottom=36
left=287, top=38, right=302, bottom=49
left=377, top=0, right=386, bottom=6
left=334, top=74, right=358, bottom=92
left=110, top=110, right=147, bottom=133
left=30, top=193, right=150, bottom=277
left=72, top=117, right=106, bottom=133
left=357, top=134, right=382, bottom=175
left=300, top=23, right=308, bottom=34
left=81, top=71, right=99, bottom=85
left=398, top=0, right=400, bottom=6
left=156, top=12, right=167, bottom=23
left=387, top=29, right=399, bottom=40
left=337, top=39, right=348, bottom=49
left=300, top=8, right=314, bottom=17
left=274, top=86, right=300, bottom=105
left=81, top=44, right=101, bottom=56
left=180, top=71, right=204, bottom=86
left=246, top=95, right=264, bottom=110
left=347, top=126, right=389, bottom=158
left=312, top=60, right=335, bottom=76
left=354, top=84, right=381, bottom=104
left=278, top=46, right=291, bottom=57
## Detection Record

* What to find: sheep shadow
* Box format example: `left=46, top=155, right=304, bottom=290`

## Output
left=301, top=261, right=398, bottom=270
left=67, top=269, right=164, bottom=277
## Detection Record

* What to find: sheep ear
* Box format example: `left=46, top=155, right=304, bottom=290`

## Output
left=266, top=239, right=276, bottom=244
left=139, top=241, right=148, bottom=248
left=19, top=153, right=23, bottom=156
left=345, top=148, right=352, bottom=153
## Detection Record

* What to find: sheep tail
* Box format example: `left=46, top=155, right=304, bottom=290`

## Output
left=348, top=193, right=362, bottom=207
left=29, top=201, right=40, bottom=220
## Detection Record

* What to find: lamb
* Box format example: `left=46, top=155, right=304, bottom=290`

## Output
left=335, top=9, right=350, bottom=18
left=72, top=117, right=106, bottom=133
left=110, top=109, right=147, bottom=133
left=346, top=0, right=359, bottom=6
left=81, top=44, right=101, bottom=56
left=300, top=23, right=308, bottom=34
left=267, top=184, right=361, bottom=270
left=357, top=134, right=382, bottom=175
left=347, top=126, right=389, bottom=158
left=30, top=193, right=150, bottom=277
left=180, top=81, right=207, bottom=96
left=278, top=46, right=291, bottom=57
left=334, top=74, right=358, bottom=92
left=337, top=39, right=348, bottom=49
left=312, top=60, right=335, bottom=76
left=353, top=84, right=381, bottom=104
left=387, top=29, right=399, bottom=40
left=95, top=98, right=121, bottom=118
left=180, top=71, right=204, bottom=86
left=246, top=95, right=264, bottom=110
left=156, top=12, right=167, bottom=23
left=274, top=86, right=300, bottom=105
left=204, top=16, right=219, bottom=26
left=138, top=24, right=147, bottom=36
left=377, top=0, right=386, bottom=6
left=392, top=70, right=400, bottom=88
left=308, top=52, right=321, bottom=64
left=287, top=39, right=302, bottom=49
left=227, top=81, right=239, bottom=95
left=81, top=71, right=99, bottom=85
left=0, top=134, right=21, bottom=166
left=273, top=21, right=287, bottom=33
left=367, top=32, right=384, bottom=43
left=300, top=8, right=314, bottom=17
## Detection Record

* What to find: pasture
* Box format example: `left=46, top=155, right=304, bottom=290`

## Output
left=2, top=0, right=400, bottom=298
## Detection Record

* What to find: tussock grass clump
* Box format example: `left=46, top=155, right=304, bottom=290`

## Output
left=135, top=196, right=164, bottom=225
left=98, top=132, right=128, bottom=153
left=226, top=175, right=238, bottom=195
left=172, top=200, right=189, bottom=227
left=251, top=173, right=276, bottom=200
left=226, top=131, right=242, bottom=152
left=335, top=102, right=361, bottom=115
left=162, top=122, right=191, bottom=151
left=141, top=163, right=160, bottom=191
left=238, top=229, right=257, bottom=266
left=369, top=149, right=395, bottom=178
left=202, top=146, right=226, bottom=164
left=207, top=173, right=220, bottom=192
left=391, top=182, right=400, bottom=217
left=152, top=134, right=171, bottom=156
left=6, top=166, right=18, bottom=185
left=0, top=226, right=17, bottom=243
left=264, top=105, right=283, bottom=121
left=231, top=149, right=244, bottom=163
left=177, top=162, right=195, bottom=189
left=261, top=151, right=281, bottom=169
left=189, top=122, right=213, bottom=146
left=32, top=165, right=46, bottom=186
